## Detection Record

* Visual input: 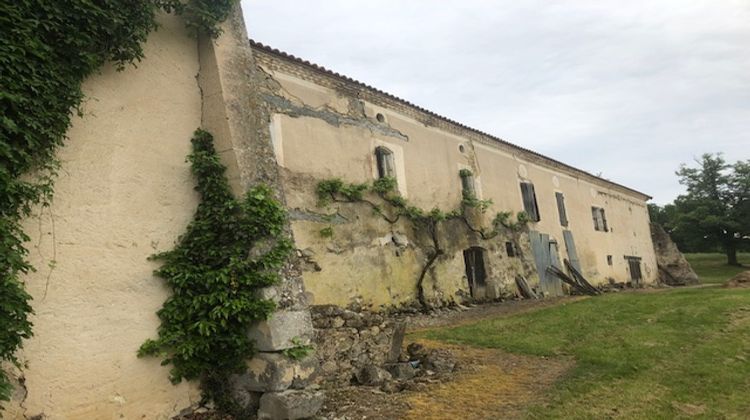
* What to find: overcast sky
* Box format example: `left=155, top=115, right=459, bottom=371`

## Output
left=241, top=1, right=749, bottom=204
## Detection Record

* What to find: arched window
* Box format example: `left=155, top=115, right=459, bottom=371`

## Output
left=375, top=146, right=395, bottom=179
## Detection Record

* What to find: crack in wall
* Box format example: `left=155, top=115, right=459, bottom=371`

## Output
left=195, top=38, right=205, bottom=128
left=262, top=93, right=409, bottom=142
left=41, top=203, right=57, bottom=301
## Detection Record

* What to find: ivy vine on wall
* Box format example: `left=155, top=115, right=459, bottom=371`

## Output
left=0, top=0, right=235, bottom=403
left=138, top=130, right=292, bottom=412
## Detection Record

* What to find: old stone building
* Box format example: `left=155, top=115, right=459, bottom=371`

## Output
left=250, top=41, right=658, bottom=310
left=6, top=4, right=662, bottom=418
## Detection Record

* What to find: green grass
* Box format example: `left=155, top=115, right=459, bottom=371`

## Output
left=685, top=252, right=749, bottom=284
left=421, top=288, right=750, bottom=418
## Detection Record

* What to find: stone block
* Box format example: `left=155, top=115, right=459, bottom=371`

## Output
left=385, top=362, right=416, bottom=381
left=249, top=310, right=313, bottom=351
left=231, top=353, right=320, bottom=393
left=257, top=390, right=325, bottom=420
left=291, top=355, right=320, bottom=389
left=230, top=353, right=295, bottom=392
left=355, top=365, right=392, bottom=386
left=387, top=321, right=406, bottom=363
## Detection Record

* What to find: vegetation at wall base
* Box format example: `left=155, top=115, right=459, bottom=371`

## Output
left=281, top=337, right=315, bottom=361
left=316, top=177, right=528, bottom=307
left=420, top=287, right=750, bottom=417
left=138, top=130, right=292, bottom=411
left=0, top=0, right=235, bottom=404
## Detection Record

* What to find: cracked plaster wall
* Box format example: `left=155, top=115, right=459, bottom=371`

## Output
left=254, top=51, right=659, bottom=308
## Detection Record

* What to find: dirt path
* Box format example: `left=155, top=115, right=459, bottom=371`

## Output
left=402, top=340, right=572, bottom=420
left=320, top=298, right=578, bottom=420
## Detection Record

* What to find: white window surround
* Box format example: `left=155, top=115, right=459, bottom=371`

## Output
left=372, top=139, right=407, bottom=197
left=457, top=164, right=483, bottom=200
left=269, top=113, right=284, bottom=167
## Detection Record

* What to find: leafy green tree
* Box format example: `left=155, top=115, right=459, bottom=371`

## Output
left=670, top=154, right=749, bottom=265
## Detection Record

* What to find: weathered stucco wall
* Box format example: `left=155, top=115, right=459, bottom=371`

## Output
left=12, top=14, right=202, bottom=419
left=252, top=45, right=659, bottom=308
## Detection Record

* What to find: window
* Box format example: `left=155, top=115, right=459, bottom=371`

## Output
left=607, top=255, right=613, bottom=266
left=555, top=192, right=568, bottom=227
left=591, top=206, right=608, bottom=231
left=375, top=146, right=395, bottom=179
left=459, top=169, right=476, bottom=199
left=505, top=241, right=516, bottom=257
left=520, top=182, right=540, bottom=222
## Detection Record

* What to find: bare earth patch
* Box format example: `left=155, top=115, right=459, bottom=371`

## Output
left=724, top=270, right=750, bottom=288
left=320, top=339, right=573, bottom=420
left=403, top=340, right=572, bottom=420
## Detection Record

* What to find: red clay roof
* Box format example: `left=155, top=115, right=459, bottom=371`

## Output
left=249, top=39, right=651, bottom=200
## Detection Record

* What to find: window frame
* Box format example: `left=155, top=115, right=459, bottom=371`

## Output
left=555, top=192, right=568, bottom=227
left=374, top=146, right=396, bottom=180
left=591, top=206, right=608, bottom=232
left=520, top=181, right=541, bottom=222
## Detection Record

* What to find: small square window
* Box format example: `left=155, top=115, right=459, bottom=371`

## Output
left=375, top=146, right=395, bottom=179
left=505, top=242, right=516, bottom=257
left=592, top=206, right=608, bottom=232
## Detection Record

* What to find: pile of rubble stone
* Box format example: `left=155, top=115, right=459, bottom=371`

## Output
left=353, top=342, right=458, bottom=393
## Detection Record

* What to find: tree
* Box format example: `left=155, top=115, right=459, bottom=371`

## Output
left=669, top=154, right=749, bottom=265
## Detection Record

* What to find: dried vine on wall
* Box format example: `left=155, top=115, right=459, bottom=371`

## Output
left=316, top=175, right=528, bottom=308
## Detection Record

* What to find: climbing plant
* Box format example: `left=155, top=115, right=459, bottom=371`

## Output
left=138, top=130, right=292, bottom=411
left=316, top=176, right=528, bottom=307
left=0, top=0, right=235, bottom=403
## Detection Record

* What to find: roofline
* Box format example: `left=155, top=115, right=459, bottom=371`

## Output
left=248, top=39, right=652, bottom=201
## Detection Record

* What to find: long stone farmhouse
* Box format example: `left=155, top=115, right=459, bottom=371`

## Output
left=6, top=5, right=663, bottom=419
left=250, top=41, right=657, bottom=308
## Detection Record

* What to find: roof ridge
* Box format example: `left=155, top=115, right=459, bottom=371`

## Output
left=248, top=39, right=651, bottom=200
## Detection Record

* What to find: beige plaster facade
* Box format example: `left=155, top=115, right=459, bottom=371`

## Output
left=251, top=43, right=658, bottom=309
left=6, top=5, right=658, bottom=417
left=7, top=5, right=309, bottom=418
left=9, top=13, right=202, bottom=419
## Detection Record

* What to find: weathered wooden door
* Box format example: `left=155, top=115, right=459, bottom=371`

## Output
left=463, top=247, right=487, bottom=299
left=626, top=256, right=643, bottom=285
left=529, top=231, right=564, bottom=297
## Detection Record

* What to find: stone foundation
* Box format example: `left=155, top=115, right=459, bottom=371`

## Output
left=310, top=305, right=406, bottom=386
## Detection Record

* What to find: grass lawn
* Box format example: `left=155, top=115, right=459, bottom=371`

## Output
left=421, top=288, right=750, bottom=418
left=685, top=252, right=749, bottom=284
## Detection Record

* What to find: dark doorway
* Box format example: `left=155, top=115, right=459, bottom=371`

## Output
left=463, top=247, right=487, bottom=298
left=625, top=256, right=642, bottom=284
